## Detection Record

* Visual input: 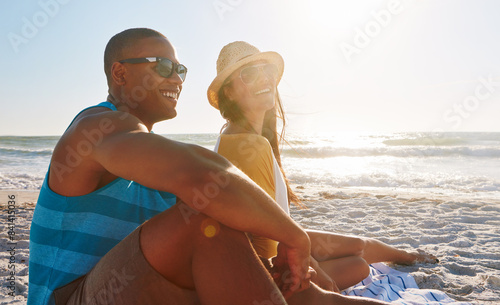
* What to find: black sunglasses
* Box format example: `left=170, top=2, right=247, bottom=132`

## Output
left=118, top=57, right=188, bottom=82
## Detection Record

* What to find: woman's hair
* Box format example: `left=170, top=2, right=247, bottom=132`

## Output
left=218, top=83, right=302, bottom=206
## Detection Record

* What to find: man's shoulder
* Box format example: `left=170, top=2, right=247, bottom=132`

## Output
left=48, top=107, right=147, bottom=195
left=64, top=107, right=146, bottom=142
left=52, top=106, right=148, bottom=167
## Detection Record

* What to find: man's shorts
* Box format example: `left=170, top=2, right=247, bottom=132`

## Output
left=53, top=226, right=200, bottom=305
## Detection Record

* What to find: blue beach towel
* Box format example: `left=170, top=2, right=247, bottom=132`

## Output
left=342, top=263, right=472, bottom=304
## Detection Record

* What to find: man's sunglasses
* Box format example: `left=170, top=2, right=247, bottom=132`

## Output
left=119, top=57, right=188, bottom=82
left=239, top=63, right=279, bottom=85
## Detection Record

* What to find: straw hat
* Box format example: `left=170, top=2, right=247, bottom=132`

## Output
left=207, top=41, right=284, bottom=109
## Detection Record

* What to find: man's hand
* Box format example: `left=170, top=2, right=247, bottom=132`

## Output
left=271, top=242, right=312, bottom=299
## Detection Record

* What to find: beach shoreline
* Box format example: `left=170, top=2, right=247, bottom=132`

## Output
left=0, top=188, right=499, bottom=304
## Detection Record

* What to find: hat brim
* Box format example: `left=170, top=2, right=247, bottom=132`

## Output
left=207, top=51, right=284, bottom=109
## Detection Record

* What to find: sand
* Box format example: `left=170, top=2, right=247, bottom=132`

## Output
left=0, top=191, right=37, bottom=305
left=291, top=185, right=500, bottom=304
left=0, top=188, right=499, bottom=304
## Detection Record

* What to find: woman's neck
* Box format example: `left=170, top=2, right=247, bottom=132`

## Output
left=221, top=106, right=264, bottom=134
left=224, top=116, right=263, bottom=135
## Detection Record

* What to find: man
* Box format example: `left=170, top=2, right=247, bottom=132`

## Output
left=28, top=28, right=386, bottom=305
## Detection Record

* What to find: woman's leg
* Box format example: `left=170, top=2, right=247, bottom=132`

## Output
left=308, top=230, right=365, bottom=261
left=359, top=238, right=438, bottom=265
left=288, top=283, right=388, bottom=305
left=307, top=229, right=437, bottom=265
left=318, top=256, right=370, bottom=291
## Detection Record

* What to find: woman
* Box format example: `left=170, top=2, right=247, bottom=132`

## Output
left=207, top=41, right=437, bottom=292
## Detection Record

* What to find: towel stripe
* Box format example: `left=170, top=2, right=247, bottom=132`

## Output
left=342, top=263, right=471, bottom=304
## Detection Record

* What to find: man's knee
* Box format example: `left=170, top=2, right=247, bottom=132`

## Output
left=191, top=213, right=251, bottom=249
left=143, top=203, right=250, bottom=251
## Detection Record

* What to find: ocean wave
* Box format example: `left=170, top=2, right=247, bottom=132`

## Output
left=380, top=132, right=500, bottom=146
left=382, top=137, right=466, bottom=146
left=0, top=136, right=60, bottom=142
left=162, top=133, right=219, bottom=146
left=0, top=146, right=53, bottom=156
left=2, top=133, right=499, bottom=196
left=288, top=172, right=500, bottom=193
left=282, top=146, right=500, bottom=158
left=0, top=173, right=44, bottom=190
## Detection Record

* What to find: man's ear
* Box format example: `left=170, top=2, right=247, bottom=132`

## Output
left=111, top=62, right=126, bottom=86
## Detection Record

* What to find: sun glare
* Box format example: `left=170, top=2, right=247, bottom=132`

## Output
left=306, top=1, right=368, bottom=31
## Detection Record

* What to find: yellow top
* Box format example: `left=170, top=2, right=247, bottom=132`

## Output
left=215, top=133, right=288, bottom=258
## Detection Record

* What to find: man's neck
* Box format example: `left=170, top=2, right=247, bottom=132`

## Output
left=106, top=94, right=154, bottom=132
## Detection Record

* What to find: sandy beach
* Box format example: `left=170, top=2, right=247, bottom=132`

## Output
left=0, top=191, right=37, bottom=305
left=292, top=185, right=500, bottom=304
left=0, top=188, right=499, bottom=304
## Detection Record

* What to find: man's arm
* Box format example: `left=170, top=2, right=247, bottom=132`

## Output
left=70, top=111, right=310, bottom=289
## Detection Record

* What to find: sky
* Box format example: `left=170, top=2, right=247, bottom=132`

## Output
left=1, top=0, right=500, bottom=136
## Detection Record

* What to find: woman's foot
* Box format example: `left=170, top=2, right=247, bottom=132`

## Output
left=398, top=249, right=438, bottom=265
left=414, top=249, right=439, bottom=263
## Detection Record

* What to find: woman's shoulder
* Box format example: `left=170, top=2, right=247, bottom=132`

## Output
left=217, top=133, right=273, bottom=163
left=219, top=133, right=271, bottom=148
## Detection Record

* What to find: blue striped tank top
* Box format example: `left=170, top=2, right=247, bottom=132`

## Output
left=28, top=102, right=176, bottom=305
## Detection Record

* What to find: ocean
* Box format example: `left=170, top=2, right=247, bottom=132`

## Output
left=1, top=132, right=500, bottom=202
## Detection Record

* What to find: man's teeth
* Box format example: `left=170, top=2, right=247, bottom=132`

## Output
left=255, top=89, right=270, bottom=95
left=161, top=91, right=177, bottom=99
